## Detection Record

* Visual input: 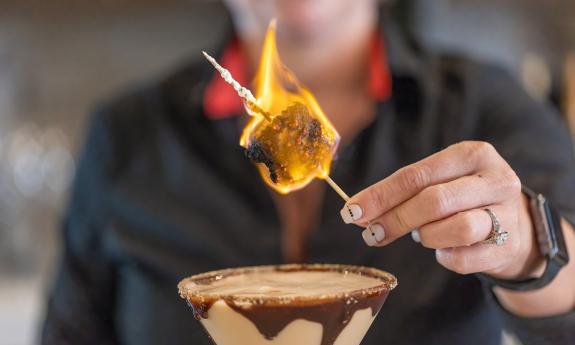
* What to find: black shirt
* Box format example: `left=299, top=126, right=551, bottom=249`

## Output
left=42, top=9, right=575, bottom=345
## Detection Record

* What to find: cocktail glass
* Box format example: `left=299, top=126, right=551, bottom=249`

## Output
left=178, top=264, right=397, bottom=345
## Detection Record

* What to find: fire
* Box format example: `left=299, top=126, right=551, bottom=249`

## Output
left=240, top=20, right=340, bottom=194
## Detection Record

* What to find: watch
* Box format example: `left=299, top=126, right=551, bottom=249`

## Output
left=478, top=186, right=570, bottom=291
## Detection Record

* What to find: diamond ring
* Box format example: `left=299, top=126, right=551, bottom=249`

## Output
left=480, top=208, right=509, bottom=246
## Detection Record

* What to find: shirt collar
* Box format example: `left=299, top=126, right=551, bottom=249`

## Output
left=203, top=32, right=392, bottom=120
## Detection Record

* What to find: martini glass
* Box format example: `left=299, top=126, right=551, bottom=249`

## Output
left=178, top=264, right=397, bottom=345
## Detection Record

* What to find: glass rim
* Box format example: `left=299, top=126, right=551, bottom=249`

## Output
left=178, top=263, right=397, bottom=306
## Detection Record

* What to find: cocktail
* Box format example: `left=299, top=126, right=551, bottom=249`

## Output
left=178, top=264, right=397, bottom=345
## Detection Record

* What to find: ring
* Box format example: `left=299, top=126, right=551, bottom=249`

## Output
left=480, top=208, right=509, bottom=246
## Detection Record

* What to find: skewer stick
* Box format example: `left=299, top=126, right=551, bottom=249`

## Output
left=325, top=175, right=349, bottom=202
left=329, top=175, right=376, bottom=239
left=202, top=51, right=351, bottom=202
left=328, top=174, right=375, bottom=238
left=202, top=51, right=272, bottom=121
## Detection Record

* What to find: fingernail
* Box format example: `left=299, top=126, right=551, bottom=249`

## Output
left=435, top=248, right=449, bottom=262
left=340, top=204, right=363, bottom=224
left=411, top=229, right=421, bottom=243
left=362, top=223, right=385, bottom=246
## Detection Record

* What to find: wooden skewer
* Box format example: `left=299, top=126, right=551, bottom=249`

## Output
left=202, top=51, right=257, bottom=104
left=202, top=51, right=272, bottom=121
left=325, top=175, right=349, bottom=202
left=202, top=51, right=351, bottom=202
left=328, top=175, right=375, bottom=239
left=328, top=173, right=375, bottom=238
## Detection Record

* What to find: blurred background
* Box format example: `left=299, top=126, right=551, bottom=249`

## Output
left=0, top=0, right=574, bottom=344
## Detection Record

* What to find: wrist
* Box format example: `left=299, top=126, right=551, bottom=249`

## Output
left=491, top=219, right=575, bottom=317
left=480, top=187, right=570, bottom=298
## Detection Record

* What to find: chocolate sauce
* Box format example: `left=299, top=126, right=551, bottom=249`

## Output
left=187, top=299, right=215, bottom=321
left=226, top=291, right=388, bottom=345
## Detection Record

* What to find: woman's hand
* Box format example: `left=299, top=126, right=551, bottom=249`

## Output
left=340, top=141, right=544, bottom=280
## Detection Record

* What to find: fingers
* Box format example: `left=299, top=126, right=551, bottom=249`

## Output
left=426, top=204, right=520, bottom=275
left=435, top=236, right=520, bottom=275
left=340, top=141, right=502, bottom=224
left=343, top=141, right=526, bottom=278
left=417, top=205, right=508, bottom=249
left=361, top=171, right=517, bottom=246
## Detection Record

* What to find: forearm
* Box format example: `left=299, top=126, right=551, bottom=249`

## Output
left=494, top=218, right=575, bottom=317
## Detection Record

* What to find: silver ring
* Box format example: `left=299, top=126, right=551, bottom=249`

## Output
left=480, top=208, right=509, bottom=246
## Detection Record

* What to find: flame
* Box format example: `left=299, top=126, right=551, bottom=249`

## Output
left=240, top=20, right=340, bottom=194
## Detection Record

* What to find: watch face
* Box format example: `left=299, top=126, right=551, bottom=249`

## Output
left=534, top=197, right=554, bottom=257
left=543, top=200, right=569, bottom=267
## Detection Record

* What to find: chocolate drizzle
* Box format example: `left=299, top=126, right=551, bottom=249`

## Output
left=226, top=291, right=388, bottom=345
left=187, top=299, right=214, bottom=321
left=178, top=264, right=397, bottom=345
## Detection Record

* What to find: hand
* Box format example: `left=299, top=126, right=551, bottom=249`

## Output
left=340, top=141, right=544, bottom=280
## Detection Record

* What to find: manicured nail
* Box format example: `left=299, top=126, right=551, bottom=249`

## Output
left=340, top=204, right=363, bottom=224
left=411, top=229, right=421, bottom=243
left=362, top=223, right=385, bottom=246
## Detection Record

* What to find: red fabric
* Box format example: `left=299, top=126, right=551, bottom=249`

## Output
left=368, top=31, right=392, bottom=101
left=203, top=33, right=392, bottom=119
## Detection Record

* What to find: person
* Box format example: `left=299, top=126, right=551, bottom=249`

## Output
left=42, top=0, right=575, bottom=344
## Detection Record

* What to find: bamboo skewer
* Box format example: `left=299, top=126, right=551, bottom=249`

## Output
left=325, top=175, right=350, bottom=202
left=202, top=51, right=256, bottom=104
left=202, top=51, right=350, bottom=202
left=202, top=51, right=272, bottom=121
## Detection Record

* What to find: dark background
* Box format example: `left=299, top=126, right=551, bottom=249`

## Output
left=0, top=0, right=574, bottom=343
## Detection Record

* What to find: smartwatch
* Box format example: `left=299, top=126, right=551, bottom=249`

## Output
left=478, top=186, right=570, bottom=291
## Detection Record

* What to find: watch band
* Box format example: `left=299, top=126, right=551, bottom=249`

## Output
left=477, top=186, right=569, bottom=291
left=478, top=256, right=562, bottom=292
